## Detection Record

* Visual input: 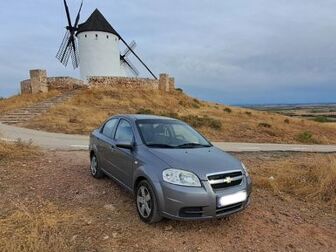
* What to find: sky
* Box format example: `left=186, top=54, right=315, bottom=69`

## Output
left=1, top=0, right=336, bottom=104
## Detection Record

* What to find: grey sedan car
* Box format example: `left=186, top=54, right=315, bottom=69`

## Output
left=89, top=114, right=252, bottom=223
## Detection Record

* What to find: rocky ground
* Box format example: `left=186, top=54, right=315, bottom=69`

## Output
left=0, top=151, right=335, bottom=251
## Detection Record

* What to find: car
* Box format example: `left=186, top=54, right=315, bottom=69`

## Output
left=89, top=114, right=252, bottom=223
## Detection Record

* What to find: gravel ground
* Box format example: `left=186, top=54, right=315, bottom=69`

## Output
left=1, top=151, right=335, bottom=251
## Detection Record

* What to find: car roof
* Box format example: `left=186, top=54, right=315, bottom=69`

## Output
left=114, top=114, right=178, bottom=121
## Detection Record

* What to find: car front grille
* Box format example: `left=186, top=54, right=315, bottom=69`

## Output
left=208, top=171, right=243, bottom=190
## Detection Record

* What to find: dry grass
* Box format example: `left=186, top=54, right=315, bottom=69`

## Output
left=21, top=87, right=336, bottom=144
left=0, top=203, right=79, bottom=252
left=0, top=139, right=38, bottom=163
left=0, top=150, right=335, bottom=251
left=0, top=90, right=61, bottom=115
left=247, top=154, right=336, bottom=210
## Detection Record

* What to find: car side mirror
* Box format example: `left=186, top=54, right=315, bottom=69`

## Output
left=116, top=141, right=134, bottom=150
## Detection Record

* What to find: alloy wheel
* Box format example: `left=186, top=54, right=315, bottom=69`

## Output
left=91, top=155, right=97, bottom=175
left=137, top=185, right=152, bottom=218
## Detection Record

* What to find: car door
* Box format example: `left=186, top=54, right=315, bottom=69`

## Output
left=97, top=118, right=119, bottom=175
left=110, top=119, right=135, bottom=188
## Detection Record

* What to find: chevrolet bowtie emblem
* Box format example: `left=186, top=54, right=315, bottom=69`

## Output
left=223, top=177, right=233, bottom=183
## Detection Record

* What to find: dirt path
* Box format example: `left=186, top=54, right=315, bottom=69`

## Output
left=1, top=151, right=335, bottom=251
left=2, top=123, right=336, bottom=152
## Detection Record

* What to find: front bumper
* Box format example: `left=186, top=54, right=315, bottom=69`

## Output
left=155, top=176, right=252, bottom=220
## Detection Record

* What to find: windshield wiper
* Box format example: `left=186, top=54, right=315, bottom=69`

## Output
left=176, top=143, right=212, bottom=148
left=146, top=144, right=175, bottom=148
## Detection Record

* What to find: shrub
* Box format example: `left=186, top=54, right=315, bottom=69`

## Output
left=175, top=88, right=183, bottom=93
left=296, top=131, right=319, bottom=144
left=208, top=118, right=222, bottom=130
left=258, top=122, right=272, bottom=128
left=284, top=119, right=290, bottom=124
left=192, top=103, right=201, bottom=109
left=314, top=116, right=331, bottom=123
left=223, top=107, right=232, bottom=113
left=193, top=98, right=201, bottom=104
left=179, top=100, right=194, bottom=108
left=159, top=112, right=179, bottom=119
left=245, top=111, right=252, bottom=116
left=180, top=115, right=222, bottom=130
left=180, top=115, right=203, bottom=128
left=68, top=117, right=80, bottom=124
left=137, top=108, right=154, bottom=114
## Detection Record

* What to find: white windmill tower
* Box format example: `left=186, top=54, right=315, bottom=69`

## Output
left=56, top=0, right=157, bottom=81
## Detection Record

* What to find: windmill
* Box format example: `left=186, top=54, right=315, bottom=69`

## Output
left=56, top=0, right=157, bottom=80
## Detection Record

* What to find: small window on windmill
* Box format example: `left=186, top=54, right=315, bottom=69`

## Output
left=107, top=35, right=109, bottom=39
left=95, top=34, right=98, bottom=40
left=85, top=34, right=87, bottom=38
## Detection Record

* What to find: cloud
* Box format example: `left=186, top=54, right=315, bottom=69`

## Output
left=0, top=0, right=336, bottom=104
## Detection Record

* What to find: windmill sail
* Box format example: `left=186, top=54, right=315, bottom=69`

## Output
left=56, top=0, right=82, bottom=69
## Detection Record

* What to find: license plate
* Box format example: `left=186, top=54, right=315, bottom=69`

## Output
left=217, top=191, right=247, bottom=207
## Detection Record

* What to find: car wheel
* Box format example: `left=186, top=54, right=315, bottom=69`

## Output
left=90, top=153, right=104, bottom=178
left=136, top=180, right=162, bottom=223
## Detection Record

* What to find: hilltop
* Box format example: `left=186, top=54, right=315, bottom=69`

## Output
left=3, top=87, right=334, bottom=144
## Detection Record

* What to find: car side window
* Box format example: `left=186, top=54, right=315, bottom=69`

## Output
left=102, top=119, right=118, bottom=138
left=115, top=119, right=134, bottom=142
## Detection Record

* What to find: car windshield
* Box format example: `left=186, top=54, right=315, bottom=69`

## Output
left=136, top=119, right=212, bottom=148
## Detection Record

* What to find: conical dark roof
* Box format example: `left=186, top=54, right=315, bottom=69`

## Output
left=76, top=9, right=119, bottom=36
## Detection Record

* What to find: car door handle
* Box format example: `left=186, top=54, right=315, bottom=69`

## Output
left=109, top=145, right=115, bottom=151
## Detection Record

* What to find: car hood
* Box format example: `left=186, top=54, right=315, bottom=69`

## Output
left=148, top=147, right=243, bottom=180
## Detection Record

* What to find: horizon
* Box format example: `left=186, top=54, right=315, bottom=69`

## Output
left=1, top=0, right=336, bottom=104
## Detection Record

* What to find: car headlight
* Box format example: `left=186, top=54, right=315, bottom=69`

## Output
left=241, top=162, right=249, bottom=177
left=163, top=169, right=201, bottom=187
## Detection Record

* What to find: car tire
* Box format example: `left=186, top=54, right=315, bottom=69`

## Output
left=90, top=153, right=104, bottom=179
left=135, top=180, right=162, bottom=223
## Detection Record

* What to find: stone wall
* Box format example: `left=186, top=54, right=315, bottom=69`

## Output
left=30, top=69, right=48, bottom=94
left=169, top=77, right=175, bottom=92
left=47, top=77, right=84, bottom=91
left=20, top=80, right=32, bottom=94
left=20, top=69, right=176, bottom=94
left=88, top=73, right=176, bottom=92
left=20, top=69, right=85, bottom=94
left=158, top=73, right=169, bottom=91
left=88, top=76, right=159, bottom=89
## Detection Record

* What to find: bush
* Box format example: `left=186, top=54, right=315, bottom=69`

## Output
left=245, top=111, right=252, bottom=116
left=193, top=98, right=201, bottom=104
left=68, top=117, right=80, bottom=124
left=296, top=131, right=319, bottom=144
left=137, top=108, right=154, bottom=114
left=258, top=122, right=272, bottom=128
left=159, top=112, right=179, bottom=119
left=180, top=115, right=222, bottom=130
left=192, top=103, right=201, bottom=109
left=175, top=88, right=183, bottom=93
left=284, top=119, right=290, bottom=124
left=208, top=118, right=222, bottom=130
left=314, top=116, right=331, bottom=123
left=223, top=107, right=232, bottom=113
